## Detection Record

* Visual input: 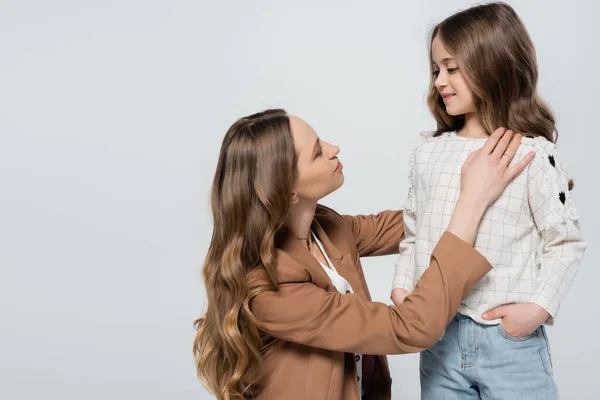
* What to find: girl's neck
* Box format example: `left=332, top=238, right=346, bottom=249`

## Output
left=457, top=113, right=488, bottom=139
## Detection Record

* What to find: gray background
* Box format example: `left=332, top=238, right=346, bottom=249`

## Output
left=1, top=0, right=597, bottom=399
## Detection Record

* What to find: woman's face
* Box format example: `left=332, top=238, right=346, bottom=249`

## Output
left=289, top=116, right=344, bottom=203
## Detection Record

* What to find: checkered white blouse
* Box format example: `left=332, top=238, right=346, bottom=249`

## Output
left=392, top=132, right=586, bottom=324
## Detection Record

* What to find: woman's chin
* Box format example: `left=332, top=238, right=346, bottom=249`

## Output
left=332, top=176, right=345, bottom=192
left=318, top=179, right=345, bottom=200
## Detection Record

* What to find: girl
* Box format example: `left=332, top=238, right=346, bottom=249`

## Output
left=392, top=3, right=586, bottom=399
left=193, top=109, right=531, bottom=400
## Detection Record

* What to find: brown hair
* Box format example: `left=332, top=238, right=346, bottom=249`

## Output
left=427, top=2, right=556, bottom=141
left=427, top=2, right=573, bottom=189
left=193, top=109, right=297, bottom=399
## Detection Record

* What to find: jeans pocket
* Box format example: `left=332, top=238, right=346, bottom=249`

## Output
left=496, top=323, right=538, bottom=342
left=539, top=326, right=554, bottom=376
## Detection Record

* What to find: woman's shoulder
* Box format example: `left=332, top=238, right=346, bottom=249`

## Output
left=248, top=248, right=313, bottom=289
left=315, top=204, right=356, bottom=241
left=315, top=204, right=344, bottom=220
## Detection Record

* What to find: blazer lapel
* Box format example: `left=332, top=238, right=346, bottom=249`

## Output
left=311, top=219, right=370, bottom=301
left=278, top=228, right=336, bottom=292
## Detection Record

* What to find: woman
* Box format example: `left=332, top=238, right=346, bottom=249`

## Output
left=193, top=109, right=534, bottom=400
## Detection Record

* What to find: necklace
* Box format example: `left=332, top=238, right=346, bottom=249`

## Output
left=295, top=233, right=313, bottom=252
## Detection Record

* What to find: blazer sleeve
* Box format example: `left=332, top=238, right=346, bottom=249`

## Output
left=341, top=210, right=404, bottom=257
left=249, top=232, right=492, bottom=355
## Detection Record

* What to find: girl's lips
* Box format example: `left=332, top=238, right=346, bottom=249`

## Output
left=335, top=161, right=343, bottom=172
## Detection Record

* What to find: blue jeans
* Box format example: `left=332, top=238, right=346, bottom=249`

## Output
left=420, top=313, right=557, bottom=400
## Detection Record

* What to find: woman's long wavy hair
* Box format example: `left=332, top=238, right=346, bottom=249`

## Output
left=193, top=109, right=297, bottom=399
left=427, top=2, right=556, bottom=141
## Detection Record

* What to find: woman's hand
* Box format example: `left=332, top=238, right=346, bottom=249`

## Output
left=460, top=128, right=535, bottom=208
left=447, top=128, right=535, bottom=245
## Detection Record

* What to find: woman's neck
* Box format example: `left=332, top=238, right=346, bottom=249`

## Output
left=457, top=112, right=488, bottom=139
left=286, top=200, right=317, bottom=245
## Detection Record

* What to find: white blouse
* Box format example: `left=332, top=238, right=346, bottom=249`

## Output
left=393, top=133, right=585, bottom=324
left=311, top=231, right=364, bottom=396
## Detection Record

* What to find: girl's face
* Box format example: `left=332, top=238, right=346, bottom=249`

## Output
left=289, top=116, right=344, bottom=203
left=432, top=35, right=477, bottom=116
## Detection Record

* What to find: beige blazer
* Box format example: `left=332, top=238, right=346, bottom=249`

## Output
left=248, top=205, right=491, bottom=399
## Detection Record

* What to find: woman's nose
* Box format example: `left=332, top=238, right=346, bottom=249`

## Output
left=329, top=144, right=340, bottom=158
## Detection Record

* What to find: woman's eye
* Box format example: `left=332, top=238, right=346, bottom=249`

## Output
left=447, top=67, right=459, bottom=73
left=432, top=69, right=440, bottom=77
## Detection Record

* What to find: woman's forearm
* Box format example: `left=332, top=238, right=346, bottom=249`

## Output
left=446, top=129, right=534, bottom=246
left=446, top=194, right=488, bottom=246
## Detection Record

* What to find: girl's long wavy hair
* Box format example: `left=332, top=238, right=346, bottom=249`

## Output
left=427, top=2, right=556, bottom=141
left=193, top=109, right=297, bottom=399
left=427, top=2, right=572, bottom=189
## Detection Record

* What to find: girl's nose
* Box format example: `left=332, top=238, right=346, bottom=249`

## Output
left=435, top=72, right=447, bottom=90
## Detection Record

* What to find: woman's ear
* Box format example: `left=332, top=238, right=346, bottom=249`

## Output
left=291, top=191, right=300, bottom=204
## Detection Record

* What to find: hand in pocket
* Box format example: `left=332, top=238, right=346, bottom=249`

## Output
left=483, top=302, right=549, bottom=338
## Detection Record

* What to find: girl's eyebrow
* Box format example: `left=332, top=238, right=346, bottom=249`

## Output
left=433, top=57, right=456, bottom=66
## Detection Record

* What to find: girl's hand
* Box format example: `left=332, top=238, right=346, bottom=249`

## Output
left=391, top=288, right=411, bottom=306
left=482, top=303, right=550, bottom=337
left=460, top=128, right=535, bottom=208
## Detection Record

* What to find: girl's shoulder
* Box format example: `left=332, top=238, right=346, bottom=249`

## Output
left=420, top=131, right=454, bottom=143
left=519, top=135, right=556, bottom=155
left=519, top=135, right=573, bottom=192
left=517, top=135, right=567, bottom=173
left=413, top=131, right=456, bottom=152
left=414, top=131, right=486, bottom=157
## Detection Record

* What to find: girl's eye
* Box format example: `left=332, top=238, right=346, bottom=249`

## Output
left=432, top=69, right=440, bottom=77
left=447, top=67, right=459, bottom=73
